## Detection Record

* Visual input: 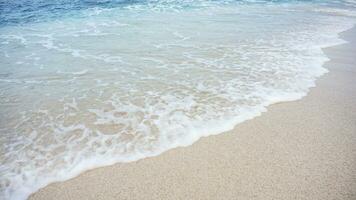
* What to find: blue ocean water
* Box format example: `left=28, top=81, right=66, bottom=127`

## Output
left=0, top=0, right=355, bottom=199
left=1, top=0, right=354, bottom=26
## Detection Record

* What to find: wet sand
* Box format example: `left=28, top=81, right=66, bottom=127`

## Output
left=30, top=26, right=356, bottom=200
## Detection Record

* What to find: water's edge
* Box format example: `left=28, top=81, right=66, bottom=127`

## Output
left=27, top=24, right=356, bottom=200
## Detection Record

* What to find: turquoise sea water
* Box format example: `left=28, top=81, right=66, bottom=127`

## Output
left=1, top=1, right=356, bottom=199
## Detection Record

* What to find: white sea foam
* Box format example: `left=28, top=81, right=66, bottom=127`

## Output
left=0, top=1, right=355, bottom=200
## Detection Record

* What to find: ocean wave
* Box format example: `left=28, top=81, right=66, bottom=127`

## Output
left=0, top=1, right=355, bottom=199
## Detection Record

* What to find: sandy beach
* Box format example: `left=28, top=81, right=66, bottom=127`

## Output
left=29, top=26, right=356, bottom=200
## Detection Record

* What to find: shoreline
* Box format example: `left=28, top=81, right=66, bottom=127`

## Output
left=30, top=26, right=356, bottom=200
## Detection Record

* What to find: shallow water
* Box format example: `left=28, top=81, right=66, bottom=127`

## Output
left=0, top=0, right=355, bottom=199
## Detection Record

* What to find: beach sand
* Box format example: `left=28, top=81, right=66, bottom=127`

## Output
left=30, top=26, right=356, bottom=200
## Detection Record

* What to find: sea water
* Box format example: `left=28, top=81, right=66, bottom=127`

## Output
left=0, top=0, right=355, bottom=199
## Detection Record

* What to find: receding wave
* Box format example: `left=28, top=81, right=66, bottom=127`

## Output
left=0, top=0, right=355, bottom=199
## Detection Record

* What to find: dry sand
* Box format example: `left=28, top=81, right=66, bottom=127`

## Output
left=30, top=26, right=356, bottom=200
